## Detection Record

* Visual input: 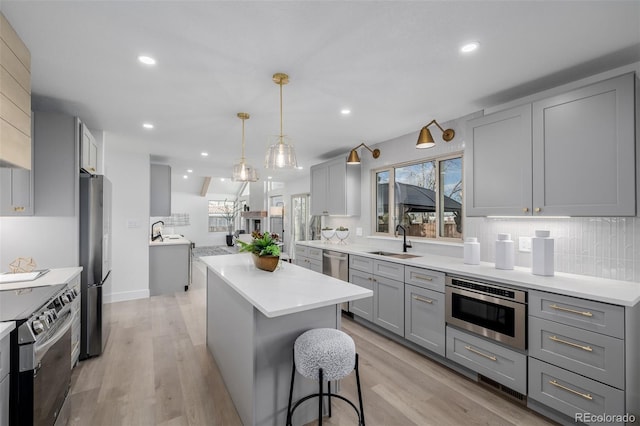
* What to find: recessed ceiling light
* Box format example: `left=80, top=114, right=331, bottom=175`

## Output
left=201, top=152, right=208, bottom=157
left=142, top=123, right=154, bottom=129
left=183, top=175, right=188, bottom=179
left=460, top=41, right=480, bottom=53
left=187, top=169, right=193, bottom=173
left=138, top=55, right=156, bottom=65
left=341, top=109, right=351, bottom=115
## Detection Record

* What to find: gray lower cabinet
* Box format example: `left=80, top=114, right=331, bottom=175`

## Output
left=373, top=275, right=404, bottom=336
left=349, top=269, right=374, bottom=321
left=405, top=284, right=445, bottom=356
left=149, top=243, right=190, bottom=296
left=349, top=255, right=404, bottom=336
left=528, top=357, right=625, bottom=420
left=527, top=289, right=632, bottom=422
left=446, top=326, right=527, bottom=395
left=294, top=244, right=322, bottom=273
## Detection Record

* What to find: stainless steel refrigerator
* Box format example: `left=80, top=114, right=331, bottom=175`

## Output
left=79, top=173, right=112, bottom=359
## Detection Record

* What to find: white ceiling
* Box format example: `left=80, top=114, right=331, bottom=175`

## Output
left=2, top=1, right=639, bottom=195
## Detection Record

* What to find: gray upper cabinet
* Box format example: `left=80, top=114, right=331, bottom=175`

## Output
left=80, top=122, right=98, bottom=174
left=150, top=164, right=171, bottom=217
left=532, top=73, right=635, bottom=216
left=33, top=111, right=78, bottom=216
left=0, top=166, right=33, bottom=215
left=466, top=73, right=636, bottom=217
left=466, top=104, right=533, bottom=216
left=310, top=157, right=360, bottom=216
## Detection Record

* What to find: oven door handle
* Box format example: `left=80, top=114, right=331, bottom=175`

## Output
left=34, top=311, right=73, bottom=366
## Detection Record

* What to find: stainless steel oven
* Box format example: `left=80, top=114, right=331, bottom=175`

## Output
left=445, top=276, right=527, bottom=351
left=0, top=284, right=78, bottom=426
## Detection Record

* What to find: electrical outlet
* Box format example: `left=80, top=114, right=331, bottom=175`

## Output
left=519, top=236, right=532, bottom=253
left=356, top=227, right=363, bottom=237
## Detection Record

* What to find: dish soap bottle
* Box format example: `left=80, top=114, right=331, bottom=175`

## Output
left=463, top=237, right=480, bottom=265
left=495, top=233, right=514, bottom=270
left=532, top=230, right=554, bottom=276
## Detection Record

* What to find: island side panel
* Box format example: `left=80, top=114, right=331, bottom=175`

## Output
left=149, top=244, right=190, bottom=296
left=253, top=304, right=340, bottom=426
left=206, top=269, right=255, bottom=425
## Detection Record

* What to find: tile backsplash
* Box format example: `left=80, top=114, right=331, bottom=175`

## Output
left=323, top=216, right=640, bottom=283
left=465, top=216, right=640, bottom=283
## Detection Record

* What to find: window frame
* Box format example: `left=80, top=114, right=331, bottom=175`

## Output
left=207, top=199, right=237, bottom=233
left=371, top=151, right=464, bottom=242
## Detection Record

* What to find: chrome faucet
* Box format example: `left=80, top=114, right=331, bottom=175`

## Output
left=395, top=224, right=412, bottom=253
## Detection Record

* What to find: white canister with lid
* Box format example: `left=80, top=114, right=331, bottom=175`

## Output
left=495, top=233, right=514, bottom=270
left=532, top=230, right=554, bottom=276
left=463, top=237, right=480, bottom=265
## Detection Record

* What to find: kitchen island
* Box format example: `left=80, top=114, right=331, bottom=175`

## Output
left=201, top=253, right=372, bottom=426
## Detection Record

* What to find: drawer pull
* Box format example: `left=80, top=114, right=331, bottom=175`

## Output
left=464, top=345, right=497, bottom=361
left=548, top=335, right=593, bottom=352
left=412, top=295, right=434, bottom=304
left=549, top=380, right=593, bottom=400
left=549, top=304, right=593, bottom=317
left=414, top=274, right=433, bottom=282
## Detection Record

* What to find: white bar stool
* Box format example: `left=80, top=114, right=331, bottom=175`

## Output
left=286, top=328, right=365, bottom=425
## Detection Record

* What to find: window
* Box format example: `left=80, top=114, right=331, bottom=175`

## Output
left=374, top=154, right=462, bottom=240
left=208, top=200, right=237, bottom=232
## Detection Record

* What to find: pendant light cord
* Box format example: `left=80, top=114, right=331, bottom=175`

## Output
left=279, top=81, right=284, bottom=144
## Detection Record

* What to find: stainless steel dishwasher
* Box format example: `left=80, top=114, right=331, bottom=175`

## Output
left=322, top=250, right=350, bottom=313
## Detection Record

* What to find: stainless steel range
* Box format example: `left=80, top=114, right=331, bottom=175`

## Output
left=0, top=284, right=78, bottom=426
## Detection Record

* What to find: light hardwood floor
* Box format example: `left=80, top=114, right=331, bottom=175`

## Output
left=69, top=260, right=556, bottom=425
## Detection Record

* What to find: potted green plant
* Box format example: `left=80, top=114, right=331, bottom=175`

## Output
left=236, top=231, right=281, bottom=272
left=221, top=199, right=242, bottom=246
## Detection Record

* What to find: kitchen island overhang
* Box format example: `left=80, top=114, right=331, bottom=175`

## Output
left=201, top=253, right=372, bottom=426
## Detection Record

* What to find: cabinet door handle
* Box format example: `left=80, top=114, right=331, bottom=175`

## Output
left=412, top=295, right=433, bottom=304
left=548, top=335, right=593, bottom=352
left=523, top=207, right=529, bottom=213
left=548, top=380, right=592, bottom=400
left=90, top=167, right=96, bottom=172
left=14, top=206, right=25, bottom=212
left=534, top=207, right=542, bottom=213
left=549, top=303, right=593, bottom=317
left=413, top=274, right=433, bottom=282
left=464, top=345, right=497, bottom=361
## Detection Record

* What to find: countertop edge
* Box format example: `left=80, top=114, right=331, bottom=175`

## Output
left=201, top=254, right=373, bottom=318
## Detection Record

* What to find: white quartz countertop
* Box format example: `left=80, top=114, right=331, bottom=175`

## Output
left=296, top=241, right=640, bottom=307
left=0, top=267, right=82, bottom=292
left=0, top=321, right=15, bottom=340
left=149, top=235, right=192, bottom=246
left=201, top=253, right=373, bottom=318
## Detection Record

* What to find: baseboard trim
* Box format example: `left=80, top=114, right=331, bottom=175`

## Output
left=105, top=289, right=149, bottom=304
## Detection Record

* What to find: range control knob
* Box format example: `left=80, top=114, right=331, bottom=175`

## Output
left=32, top=320, right=45, bottom=335
left=61, top=294, right=70, bottom=304
left=54, top=298, right=63, bottom=308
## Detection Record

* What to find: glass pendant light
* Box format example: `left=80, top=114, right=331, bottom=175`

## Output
left=232, top=112, right=259, bottom=182
left=265, top=73, right=298, bottom=169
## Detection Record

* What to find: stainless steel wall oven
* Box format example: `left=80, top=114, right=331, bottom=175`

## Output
left=445, top=276, right=527, bottom=351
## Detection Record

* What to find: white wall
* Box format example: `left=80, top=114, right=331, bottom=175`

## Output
left=162, top=191, right=234, bottom=247
left=103, top=133, right=150, bottom=303
left=0, top=216, right=78, bottom=269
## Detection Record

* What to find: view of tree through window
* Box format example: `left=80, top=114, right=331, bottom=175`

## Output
left=374, top=155, right=462, bottom=240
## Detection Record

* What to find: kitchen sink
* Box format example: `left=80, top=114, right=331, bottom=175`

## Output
left=367, top=251, right=421, bottom=259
